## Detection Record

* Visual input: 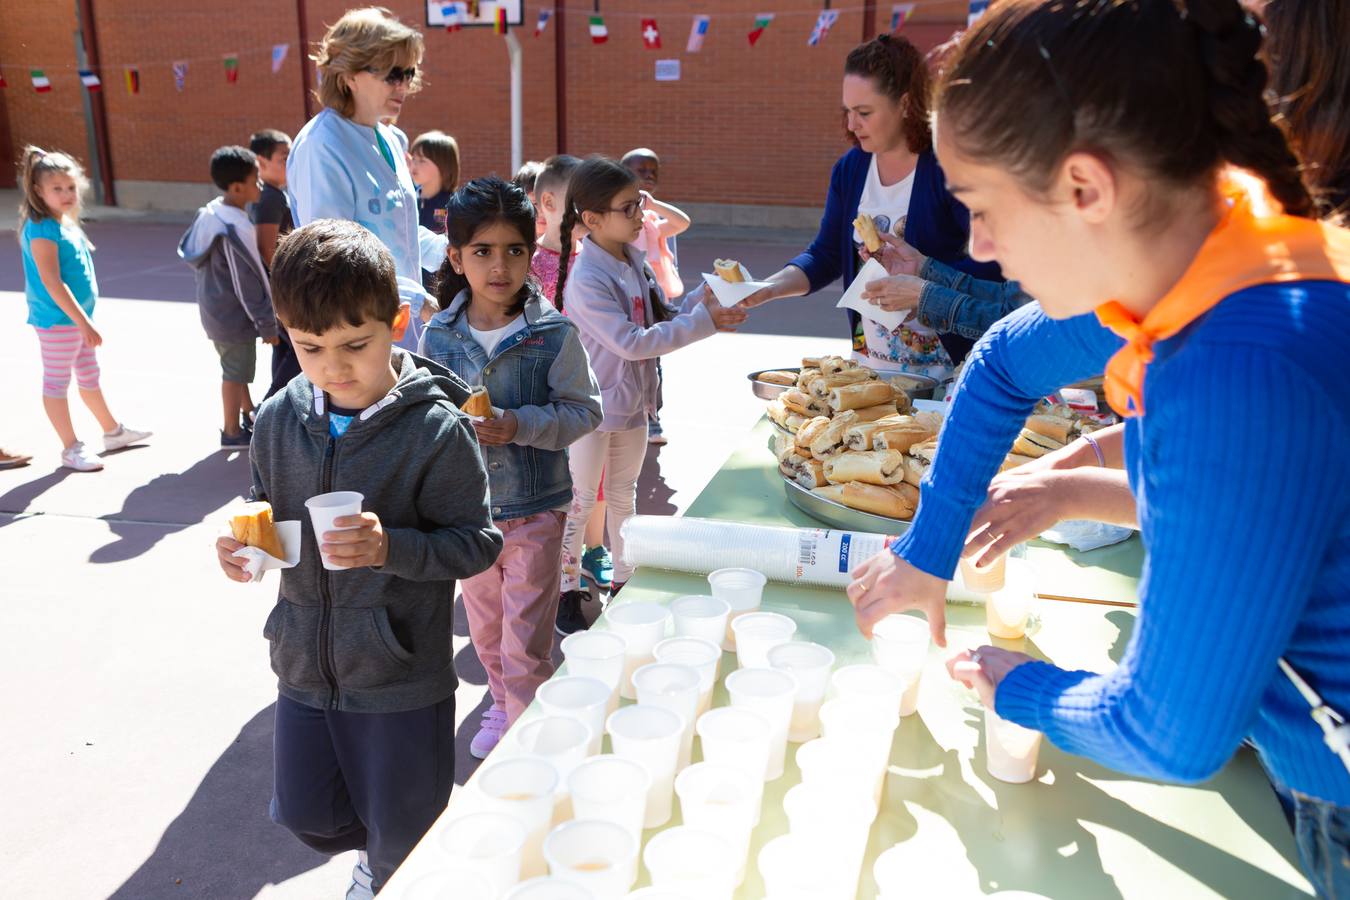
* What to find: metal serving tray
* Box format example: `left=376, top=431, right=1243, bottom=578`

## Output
left=747, top=367, right=803, bottom=401
left=782, top=477, right=912, bottom=537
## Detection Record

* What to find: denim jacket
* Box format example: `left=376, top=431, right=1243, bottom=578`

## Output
left=419, top=287, right=602, bottom=521
left=916, top=257, right=1033, bottom=341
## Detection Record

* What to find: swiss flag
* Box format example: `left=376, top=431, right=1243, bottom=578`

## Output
left=641, top=18, right=662, bottom=50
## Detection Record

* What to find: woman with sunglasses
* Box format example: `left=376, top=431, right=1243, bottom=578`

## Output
left=287, top=7, right=438, bottom=351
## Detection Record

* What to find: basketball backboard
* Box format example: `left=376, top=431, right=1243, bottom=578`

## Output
left=426, top=0, right=525, bottom=28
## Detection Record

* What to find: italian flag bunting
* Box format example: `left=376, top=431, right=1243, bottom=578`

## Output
left=224, top=54, right=239, bottom=84
left=589, top=15, right=608, bottom=44
left=748, top=13, right=774, bottom=47
left=31, top=69, right=52, bottom=93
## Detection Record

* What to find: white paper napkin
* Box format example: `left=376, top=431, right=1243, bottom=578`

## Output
left=702, top=263, right=775, bottom=308
left=835, top=258, right=910, bottom=332
left=231, top=519, right=302, bottom=582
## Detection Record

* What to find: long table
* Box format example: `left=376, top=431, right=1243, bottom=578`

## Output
left=382, top=420, right=1310, bottom=898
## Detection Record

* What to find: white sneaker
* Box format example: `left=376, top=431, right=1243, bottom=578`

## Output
left=345, top=850, right=374, bottom=900
left=61, top=442, right=104, bottom=472
left=103, top=424, right=152, bottom=452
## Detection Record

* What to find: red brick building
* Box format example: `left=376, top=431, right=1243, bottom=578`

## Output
left=0, top=1, right=965, bottom=224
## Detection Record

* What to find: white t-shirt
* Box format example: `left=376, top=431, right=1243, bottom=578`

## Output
left=852, top=156, right=954, bottom=381
left=468, top=314, right=527, bottom=359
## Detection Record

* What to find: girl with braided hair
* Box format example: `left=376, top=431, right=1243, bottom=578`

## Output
left=839, top=3, right=1350, bottom=892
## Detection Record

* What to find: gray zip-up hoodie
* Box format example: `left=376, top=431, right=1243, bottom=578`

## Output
left=178, top=198, right=278, bottom=343
left=250, top=348, right=503, bottom=713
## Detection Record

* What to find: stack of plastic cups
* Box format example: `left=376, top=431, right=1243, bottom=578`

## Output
left=669, top=595, right=731, bottom=648
left=985, top=709, right=1044, bottom=783
left=706, top=568, right=767, bottom=651
left=567, top=755, right=651, bottom=845
left=506, top=876, right=597, bottom=900
left=767, top=641, right=835, bottom=742
left=695, top=707, right=772, bottom=824
left=404, top=869, right=494, bottom=900
left=758, top=834, right=855, bottom=900
left=643, top=826, right=739, bottom=900
left=731, top=611, right=798, bottom=669
left=818, top=697, right=898, bottom=781
left=476, top=756, right=560, bottom=880
left=632, top=662, right=701, bottom=770
left=653, top=636, right=721, bottom=715
left=602, top=603, right=671, bottom=700
left=434, top=812, right=528, bottom=898
left=724, top=667, right=798, bottom=780
left=674, top=762, right=759, bottom=886
left=870, top=613, right=932, bottom=716
left=543, top=819, right=638, bottom=899
left=536, top=676, right=611, bottom=756
left=510, top=717, right=593, bottom=822
left=560, top=631, right=628, bottom=715
left=606, top=704, right=684, bottom=829
left=796, top=737, right=885, bottom=812
left=783, top=781, right=876, bottom=896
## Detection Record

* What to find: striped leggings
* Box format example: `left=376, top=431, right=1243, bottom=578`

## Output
left=35, top=325, right=101, bottom=397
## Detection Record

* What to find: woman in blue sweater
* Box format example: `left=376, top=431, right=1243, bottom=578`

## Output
left=843, top=2, right=1350, bottom=894
left=740, top=34, right=1004, bottom=377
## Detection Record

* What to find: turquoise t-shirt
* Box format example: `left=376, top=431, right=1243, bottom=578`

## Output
left=21, top=217, right=98, bottom=328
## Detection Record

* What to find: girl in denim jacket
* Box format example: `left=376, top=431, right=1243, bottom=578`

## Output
left=420, top=177, right=602, bottom=757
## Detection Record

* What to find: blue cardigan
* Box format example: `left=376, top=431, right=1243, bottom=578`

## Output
left=789, top=147, right=1002, bottom=361
left=890, top=282, right=1350, bottom=805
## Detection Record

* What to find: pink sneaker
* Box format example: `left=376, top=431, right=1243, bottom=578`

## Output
left=469, top=705, right=507, bottom=759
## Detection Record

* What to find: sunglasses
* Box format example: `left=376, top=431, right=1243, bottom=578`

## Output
left=367, top=65, right=417, bottom=85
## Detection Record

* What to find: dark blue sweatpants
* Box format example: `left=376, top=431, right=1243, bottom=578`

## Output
left=269, top=693, right=456, bottom=892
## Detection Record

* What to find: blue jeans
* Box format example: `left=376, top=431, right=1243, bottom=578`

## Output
left=1294, top=791, right=1350, bottom=899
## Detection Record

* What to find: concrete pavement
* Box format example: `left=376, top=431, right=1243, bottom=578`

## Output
left=0, top=219, right=850, bottom=898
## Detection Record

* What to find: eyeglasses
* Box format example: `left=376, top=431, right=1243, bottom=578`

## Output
left=603, top=198, right=646, bottom=220
left=367, top=65, right=417, bottom=85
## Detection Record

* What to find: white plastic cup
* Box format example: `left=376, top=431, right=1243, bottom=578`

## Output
left=674, top=762, right=759, bottom=885
left=543, top=819, right=638, bottom=899
left=669, top=594, right=731, bottom=647
left=606, top=704, right=683, bottom=829
left=724, top=667, right=797, bottom=780
left=632, top=662, right=701, bottom=770
left=405, top=868, right=495, bottom=900
left=731, top=611, right=798, bottom=669
left=567, top=754, right=651, bottom=844
left=767, top=641, right=835, bottom=742
left=642, top=826, right=738, bottom=900
left=959, top=552, right=1007, bottom=593
left=602, top=603, right=672, bottom=700
left=707, top=568, right=767, bottom=651
left=830, top=663, right=906, bottom=721
left=507, top=876, right=597, bottom=900
left=695, top=707, right=772, bottom=823
left=986, top=563, right=1035, bottom=640
left=304, top=491, right=364, bottom=571
left=985, top=709, right=1043, bottom=784
left=757, top=834, right=855, bottom=900
left=477, top=756, right=561, bottom=880
left=871, top=613, right=932, bottom=716
left=796, top=737, right=885, bottom=810
left=436, top=811, right=529, bottom=898
left=511, top=716, right=594, bottom=788
left=653, top=636, right=721, bottom=715
left=561, top=631, right=628, bottom=715
left=536, top=676, right=611, bottom=756
left=818, top=697, right=897, bottom=774
left=783, top=782, right=875, bottom=893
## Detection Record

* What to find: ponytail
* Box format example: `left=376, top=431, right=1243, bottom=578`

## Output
left=553, top=203, right=579, bottom=311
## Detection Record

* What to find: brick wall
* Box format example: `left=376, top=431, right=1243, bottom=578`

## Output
left=1, top=0, right=965, bottom=207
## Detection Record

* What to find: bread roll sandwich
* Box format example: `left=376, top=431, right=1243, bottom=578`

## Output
left=817, top=355, right=856, bottom=377
left=794, top=416, right=832, bottom=454
left=808, top=367, right=876, bottom=399
left=714, top=259, right=744, bottom=283
left=801, top=357, right=824, bottom=370
left=829, top=381, right=896, bottom=412
left=1011, top=427, right=1065, bottom=459
left=463, top=386, right=494, bottom=419
left=870, top=419, right=938, bottom=454
left=843, top=417, right=905, bottom=452
left=231, top=501, right=286, bottom=561
left=853, top=213, right=883, bottom=253
left=797, top=368, right=824, bottom=396
left=782, top=389, right=824, bottom=418
left=852, top=402, right=900, bottom=422
left=999, top=453, right=1038, bottom=472
left=913, top=411, right=945, bottom=433
left=757, top=370, right=799, bottom=387
left=807, top=410, right=859, bottom=460
left=785, top=413, right=806, bottom=433
left=795, top=458, right=829, bottom=489
left=767, top=398, right=791, bottom=428
left=824, top=449, right=906, bottom=486
left=1024, top=414, right=1074, bottom=444
left=837, top=481, right=920, bottom=520
left=902, top=438, right=939, bottom=487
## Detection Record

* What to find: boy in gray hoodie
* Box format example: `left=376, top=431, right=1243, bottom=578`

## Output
left=179, top=146, right=280, bottom=449
left=213, top=219, right=502, bottom=898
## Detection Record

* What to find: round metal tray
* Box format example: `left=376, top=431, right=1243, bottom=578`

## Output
left=782, top=477, right=912, bottom=536
left=748, top=367, right=803, bottom=401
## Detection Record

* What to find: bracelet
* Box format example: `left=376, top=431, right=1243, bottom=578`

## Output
left=1082, top=433, right=1106, bottom=467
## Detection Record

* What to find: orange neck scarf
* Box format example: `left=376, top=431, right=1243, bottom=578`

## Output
left=1095, top=194, right=1350, bottom=417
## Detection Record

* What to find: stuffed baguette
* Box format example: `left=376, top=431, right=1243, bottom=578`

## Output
left=808, top=367, right=877, bottom=398
left=807, top=410, right=859, bottom=460
left=824, top=449, right=906, bottom=486
left=830, top=381, right=896, bottom=412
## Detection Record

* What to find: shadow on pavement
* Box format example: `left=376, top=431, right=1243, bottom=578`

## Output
left=636, top=443, right=676, bottom=517
left=108, top=704, right=330, bottom=900
left=90, top=452, right=251, bottom=564
left=0, top=466, right=77, bottom=524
